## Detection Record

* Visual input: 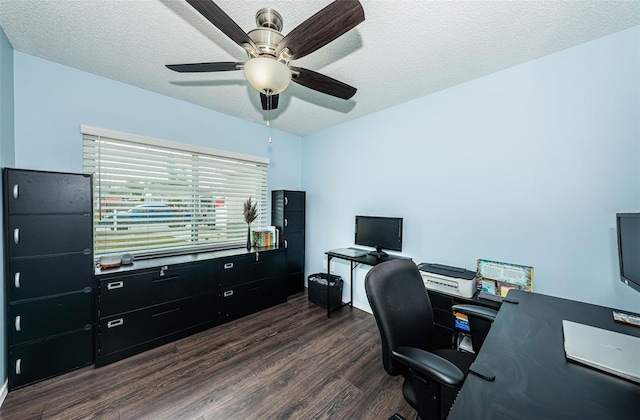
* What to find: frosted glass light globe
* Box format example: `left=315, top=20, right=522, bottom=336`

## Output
left=244, top=57, right=291, bottom=95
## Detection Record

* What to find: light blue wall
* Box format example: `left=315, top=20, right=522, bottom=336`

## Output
left=303, top=26, right=640, bottom=314
left=6, top=24, right=640, bottom=339
left=0, top=26, right=14, bottom=394
left=13, top=52, right=302, bottom=190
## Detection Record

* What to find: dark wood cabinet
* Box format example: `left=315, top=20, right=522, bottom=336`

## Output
left=217, top=250, right=287, bottom=322
left=3, top=168, right=94, bottom=390
left=95, top=248, right=287, bottom=367
left=98, top=262, right=215, bottom=318
left=272, top=190, right=305, bottom=295
left=97, top=293, right=216, bottom=358
left=9, top=291, right=93, bottom=345
left=8, top=329, right=93, bottom=389
left=95, top=260, right=217, bottom=367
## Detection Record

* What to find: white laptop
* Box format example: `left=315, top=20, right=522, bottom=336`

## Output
left=562, top=320, right=640, bottom=383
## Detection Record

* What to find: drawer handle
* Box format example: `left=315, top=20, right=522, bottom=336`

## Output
left=224, top=262, right=234, bottom=269
left=256, top=252, right=259, bottom=261
left=284, top=196, right=288, bottom=205
left=107, top=318, right=124, bottom=328
left=107, top=281, right=124, bottom=290
left=284, top=218, right=288, bottom=227
left=14, top=272, right=20, bottom=289
left=223, top=290, right=234, bottom=297
left=12, top=184, right=18, bottom=200
left=13, top=228, right=19, bottom=244
left=15, top=316, right=21, bottom=332
left=160, top=265, right=168, bottom=276
left=15, top=359, right=21, bottom=375
left=152, top=307, right=180, bottom=317
left=284, top=239, right=288, bottom=249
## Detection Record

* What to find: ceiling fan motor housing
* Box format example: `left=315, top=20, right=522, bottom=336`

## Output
left=255, top=8, right=283, bottom=31
left=247, top=8, right=285, bottom=59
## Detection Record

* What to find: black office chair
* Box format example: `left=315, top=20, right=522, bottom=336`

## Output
left=365, top=259, right=497, bottom=420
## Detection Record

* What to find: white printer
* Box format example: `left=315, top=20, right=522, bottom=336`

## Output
left=418, top=262, right=476, bottom=298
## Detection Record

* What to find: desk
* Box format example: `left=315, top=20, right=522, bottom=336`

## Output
left=325, top=248, right=409, bottom=318
left=448, top=290, right=640, bottom=420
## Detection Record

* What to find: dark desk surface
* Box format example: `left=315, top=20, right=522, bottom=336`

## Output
left=325, top=248, right=410, bottom=266
left=448, top=290, right=640, bottom=420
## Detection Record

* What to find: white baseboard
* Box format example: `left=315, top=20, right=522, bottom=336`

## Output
left=0, top=379, right=8, bottom=407
left=351, top=300, right=372, bottom=315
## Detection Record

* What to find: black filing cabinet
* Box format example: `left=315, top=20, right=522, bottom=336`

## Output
left=3, top=168, right=94, bottom=390
left=217, top=249, right=287, bottom=322
left=271, top=190, right=305, bottom=295
left=95, top=260, right=217, bottom=367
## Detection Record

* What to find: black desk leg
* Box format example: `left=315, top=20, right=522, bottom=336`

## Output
left=327, top=255, right=332, bottom=318
left=350, top=261, right=354, bottom=309
left=326, top=255, right=354, bottom=318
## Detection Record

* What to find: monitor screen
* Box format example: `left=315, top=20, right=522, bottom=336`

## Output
left=617, top=213, right=640, bottom=293
left=355, top=216, right=403, bottom=257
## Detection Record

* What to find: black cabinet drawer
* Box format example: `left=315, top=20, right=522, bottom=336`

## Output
left=433, top=308, right=454, bottom=329
left=218, top=251, right=285, bottom=287
left=284, top=230, right=304, bottom=251
left=282, top=211, right=304, bottom=233
left=7, top=254, right=93, bottom=301
left=9, top=291, right=93, bottom=345
left=6, top=169, right=92, bottom=215
left=283, top=191, right=305, bottom=209
left=217, top=255, right=251, bottom=286
left=99, top=263, right=215, bottom=317
left=428, top=290, right=454, bottom=311
left=9, top=329, right=93, bottom=389
left=8, top=214, right=92, bottom=257
left=218, top=276, right=286, bottom=321
left=287, top=249, right=304, bottom=273
left=98, top=293, right=216, bottom=356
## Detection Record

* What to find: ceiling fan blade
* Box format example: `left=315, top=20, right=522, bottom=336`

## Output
left=260, top=93, right=279, bottom=111
left=290, top=66, right=357, bottom=100
left=186, top=0, right=258, bottom=53
left=166, top=62, right=242, bottom=73
left=275, top=0, right=364, bottom=60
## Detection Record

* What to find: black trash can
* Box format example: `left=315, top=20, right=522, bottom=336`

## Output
left=308, top=273, right=343, bottom=311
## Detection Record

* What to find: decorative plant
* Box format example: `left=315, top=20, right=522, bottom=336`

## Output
left=243, top=197, right=258, bottom=225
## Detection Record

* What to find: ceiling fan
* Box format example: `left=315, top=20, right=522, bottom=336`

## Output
left=166, top=0, right=365, bottom=111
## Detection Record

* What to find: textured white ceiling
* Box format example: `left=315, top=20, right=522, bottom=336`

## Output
left=1, top=0, right=639, bottom=136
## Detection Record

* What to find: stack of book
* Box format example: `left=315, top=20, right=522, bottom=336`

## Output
left=251, top=226, right=278, bottom=249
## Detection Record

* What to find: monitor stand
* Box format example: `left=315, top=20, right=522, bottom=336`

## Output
left=368, top=247, right=388, bottom=259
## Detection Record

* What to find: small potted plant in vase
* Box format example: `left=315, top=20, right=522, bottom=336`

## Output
left=243, top=197, right=258, bottom=249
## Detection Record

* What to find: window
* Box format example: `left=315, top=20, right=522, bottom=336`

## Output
left=82, top=125, right=268, bottom=258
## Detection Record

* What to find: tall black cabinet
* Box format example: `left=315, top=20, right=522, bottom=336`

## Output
left=3, top=168, right=94, bottom=390
left=271, top=190, right=305, bottom=295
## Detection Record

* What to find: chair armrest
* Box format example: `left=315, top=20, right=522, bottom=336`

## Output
left=391, top=346, right=464, bottom=388
left=452, top=304, right=498, bottom=322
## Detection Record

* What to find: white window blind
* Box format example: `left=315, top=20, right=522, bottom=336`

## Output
left=81, top=125, right=268, bottom=258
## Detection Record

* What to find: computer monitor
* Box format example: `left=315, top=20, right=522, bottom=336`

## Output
left=355, top=215, right=403, bottom=258
left=616, top=213, right=640, bottom=293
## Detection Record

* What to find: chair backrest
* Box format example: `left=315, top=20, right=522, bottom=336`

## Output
left=365, top=259, right=436, bottom=376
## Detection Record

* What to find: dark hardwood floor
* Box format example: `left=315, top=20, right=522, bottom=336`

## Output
left=0, top=293, right=413, bottom=420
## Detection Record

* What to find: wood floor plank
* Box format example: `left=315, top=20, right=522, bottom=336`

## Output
left=0, top=293, right=414, bottom=420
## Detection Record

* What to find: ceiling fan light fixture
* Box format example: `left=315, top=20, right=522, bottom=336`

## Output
left=243, top=57, right=291, bottom=95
